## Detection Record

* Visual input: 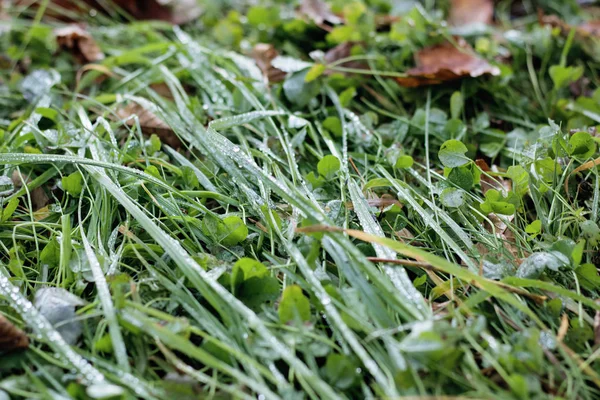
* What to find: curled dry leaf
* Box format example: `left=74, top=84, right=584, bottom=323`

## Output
left=0, top=314, right=29, bottom=352
left=449, top=0, right=494, bottom=26
left=251, top=43, right=287, bottom=83
left=55, top=24, right=104, bottom=63
left=299, top=0, right=343, bottom=25
left=395, top=40, right=501, bottom=88
left=116, top=102, right=181, bottom=148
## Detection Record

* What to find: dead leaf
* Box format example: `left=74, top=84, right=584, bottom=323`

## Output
left=374, top=14, right=401, bottom=28
left=251, top=44, right=287, bottom=83
left=395, top=228, right=415, bottom=243
left=449, top=0, right=494, bottom=26
left=0, top=314, right=29, bottom=352
left=540, top=13, right=600, bottom=39
left=476, top=159, right=511, bottom=196
left=323, top=41, right=368, bottom=73
left=55, top=24, right=104, bottom=63
left=564, top=156, right=600, bottom=199
left=116, top=102, right=181, bottom=148
left=149, top=82, right=175, bottom=99
left=20, top=0, right=201, bottom=24
left=345, top=196, right=402, bottom=210
left=116, top=0, right=203, bottom=25
left=395, top=39, right=501, bottom=87
left=580, top=20, right=600, bottom=36
left=595, top=308, right=600, bottom=345
left=557, top=314, right=569, bottom=342
left=12, top=170, right=49, bottom=212
left=299, top=0, right=343, bottom=26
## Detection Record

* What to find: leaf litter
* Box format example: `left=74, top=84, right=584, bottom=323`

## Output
left=395, top=39, right=501, bottom=87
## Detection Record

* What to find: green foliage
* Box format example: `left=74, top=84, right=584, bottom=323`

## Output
left=202, top=215, right=248, bottom=246
left=305, top=64, right=326, bottom=83
left=323, top=117, right=342, bottom=137
left=40, top=238, right=61, bottom=267
left=284, top=68, right=321, bottom=107
left=480, top=189, right=518, bottom=215
left=438, top=140, right=469, bottom=168
left=394, top=155, right=413, bottom=169
left=317, top=155, right=341, bottom=180
left=2, top=1, right=600, bottom=398
left=440, top=187, right=464, bottom=208
left=62, top=172, right=83, bottom=197
left=549, top=65, right=583, bottom=89
left=278, top=285, right=311, bottom=324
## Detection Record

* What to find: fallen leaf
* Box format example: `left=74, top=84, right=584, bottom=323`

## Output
left=299, top=0, right=343, bottom=26
left=449, top=0, right=494, bottom=26
left=251, top=43, right=287, bottom=83
left=345, top=195, right=402, bottom=210
left=116, top=102, right=181, bottom=148
left=580, top=20, right=600, bottom=36
left=0, top=314, right=29, bottom=352
left=395, top=39, right=501, bottom=87
left=374, top=14, right=401, bottom=28
left=117, top=0, right=203, bottom=25
left=323, top=41, right=368, bottom=72
left=11, top=170, right=50, bottom=212
left=595, top=308, right=600, bottom=346
left=541, top=13, right=600, bottom=38
left=54, top=24, right=104, bottom=63
left=395, top=228, right=415, bottom=243
left=476, top=159, right=511, bottom=196
left=557, top=313, right=569, bottom=342
left=564, top=156, right=600, bottom=199
left=19, top=0, right=202, bottom=25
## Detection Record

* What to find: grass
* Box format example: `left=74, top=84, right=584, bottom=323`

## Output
left=1, top=0, right=600, bottom=399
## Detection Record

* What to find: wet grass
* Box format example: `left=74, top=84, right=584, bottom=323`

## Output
left=1, top=1, right=600, bottom=399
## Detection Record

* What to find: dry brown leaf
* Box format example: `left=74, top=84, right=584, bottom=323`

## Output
left=580, top=20, right=600, bottom=36
left=476, top=159, right=511, bottom=196
left=374, top=14, right=401, bottom=28
left=0, top=314, right=29, bottom=352
left=395, top=228, right=415, bottom=243
left=564, top=156, right=600, bottom=199
left=251, top=44, right=287, bottom=83
left=55, top=24, right=104, bottom=63
left=149, top=82, right=175, bottom=99
left=323, top=41, right=368, bottom=73
left=299, top=0, right=343, bottom=25
left=117, top=0, right=203, bottom=25
left=595, top=309, right=600, bottom=346
left=20, top=0, right=201, bottom=24
left=557, top=314, right=570, bottom=342
left=11, top=170, right=49, bottom=212
left=395, top=39, right=500, bottom=87
left=449, top=0, right=494, bottom=26
left=345, top=196, right=402, bottom=210
left=116, top=102, right=181, bottom=148
left=540, top=14, right=600, bottom=38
